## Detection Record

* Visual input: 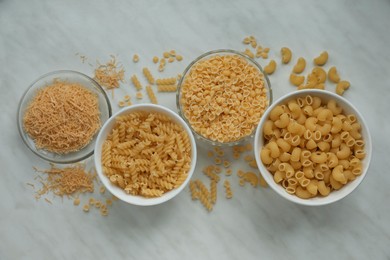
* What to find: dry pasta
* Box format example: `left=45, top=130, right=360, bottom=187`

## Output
left=260, top=95, right=365, bottom=199
left=157, top=84, right=177, bottom=92
left=101, top=111, right=192, bottom=197
left=131, top=75, right=142, bottom=90
left=143, top=67, right=155, bottom=84
left=23, top=81, right=101, bottom=154
left=180, top=54, right=269, bottom=143
left=146, top=85, right=158, bottom=104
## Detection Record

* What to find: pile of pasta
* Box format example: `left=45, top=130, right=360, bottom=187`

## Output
left=260, top=95, right=365, bottom=199
left=180, top=54, right=269, bottom=143
left=23, top=81, right=101, bottom=153
left=101, top=111, right=192, bottom=197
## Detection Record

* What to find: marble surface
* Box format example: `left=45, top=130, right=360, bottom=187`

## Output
left=1, top=0, right=390, bottom=259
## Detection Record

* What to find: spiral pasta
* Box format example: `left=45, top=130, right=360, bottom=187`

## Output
left=101, top=111, right=192, bottom=197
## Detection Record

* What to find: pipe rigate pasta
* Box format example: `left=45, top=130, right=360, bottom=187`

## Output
left=264, top=60, right=277, bottom=75
left=336, top=80, right=350, bottom=95
left=281, top=47, right=292, bottom=64
left=293, top=57, right=306, bottom=74
left=260, top=95, right=365, bottom=199
left=313, top=51, right=328, bottom=66
left=328, top=66, right=340, bottom=83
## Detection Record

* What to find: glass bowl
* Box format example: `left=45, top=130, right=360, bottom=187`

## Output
left=94, top=104, right=197, bottom=206
left=254, top=89, right=372, bottom=206
left=17, top=70, right=112, bottom=164
left=176, top=49, right=272, bottom=147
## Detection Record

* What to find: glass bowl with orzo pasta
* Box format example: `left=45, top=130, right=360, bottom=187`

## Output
left=177, top=49, right=272, bottom=147
left=18, top=70, right=112, bottom=163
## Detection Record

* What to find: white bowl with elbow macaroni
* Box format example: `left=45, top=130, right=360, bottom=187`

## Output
left=254, top=89, right=372, bottom=206
left=94, top=104, right=197, bottom=206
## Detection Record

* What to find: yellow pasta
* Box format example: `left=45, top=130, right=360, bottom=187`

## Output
left=146, top=85, right=158, bottom=104
left=157, top=84, right=177, bottom=92
left=143, top=67, right=155, bottom=84
left=156, top=77, right=177, bottom=85
left=101, top=111, right=192, bottom=197
left=260, top=95, right=365, bottom=199
left=131, top=75, right=142, bottom=90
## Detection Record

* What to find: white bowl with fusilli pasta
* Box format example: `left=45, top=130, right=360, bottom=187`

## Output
left=94, top=104, right=197, bottom=206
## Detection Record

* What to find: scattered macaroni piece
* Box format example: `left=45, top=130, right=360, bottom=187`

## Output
left=243, top=48, right=255, bottom=59
left=143, top=67, right=155, bottom=84
left=163, top=52, right=170, bottom=58
left=168, top=57, right=175, bottom=63
left=313, top=51, right=328, bottom=66
left=336, top=80, right=350, bottom=95
left=264, top=60, right=277, bottom=75
left=101, top=111, right=192, bottom=197
left=94, top=56, right=125, bottom=89
left=328, top=66, right=340, bottom=83
left=293, top=57, right=306, bottom=74
left=133, top=54, right=139, bottom=63
left=281, top=47, right=292, bottom=64
left=180, top=54, right=269, bottom=143
left=83, top=204, right=90, bottom=212
left=23, top=81, right=101, bottom=154
left=176, top=55, right=183, bottom=61
left=73, top=198, right=80, bottom=206
left=131, top=75, right=142, bottom=90
left=146, top=85, right=158, bottom=104
left=243, top=172, right=258, bottom=187
left=136, top=91, right=143, bottom=99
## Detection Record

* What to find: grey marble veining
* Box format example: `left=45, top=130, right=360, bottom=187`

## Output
left=1, top=0, right=390, bottom=259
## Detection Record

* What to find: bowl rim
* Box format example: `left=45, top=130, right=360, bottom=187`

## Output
left=94, top=103, right=198, bottom=206
left=17, top=70, right=112, bottom=164
left=254, top=89, right=372, bottom=206
left=176, top=49, right=273, bottom=146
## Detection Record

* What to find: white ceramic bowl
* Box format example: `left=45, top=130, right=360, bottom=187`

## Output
left=254, top=89, right=372, bottom=206
left=94, top=104, right=197, bottom=206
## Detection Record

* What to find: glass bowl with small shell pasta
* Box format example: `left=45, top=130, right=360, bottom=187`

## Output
left=254, top=89, right=372, bottom=206
left=176, top=49, right=272, bottom=147
left=94, top=104, right=197, bottom=206
left=17, top=70, right=112, bottom=164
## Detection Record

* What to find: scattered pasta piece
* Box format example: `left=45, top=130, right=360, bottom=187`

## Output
left=153, top=56, right=159, bottom=64
left=225, top=169, right=232, bottom=176
left=281, top=47, right=292, bottom=64
left=313, top=51, right=328, bottom=66
left=210, top=180, right=217, bottom=204
left=189, top=181, right=199, bottom=200
left=223, top=160, right=231, bottom=168
left=124, top=95, right=131, bottom=101
left=131, top=75, right=142, bottom=90
left=136, top=91, right=143, bottom=99
left=264, top=60, right=277, bottom=75
left=73, top=198, right=80, bottom=206
left=146, top=85, right=158, bottom=104
left=45, top=198, right=52, bottom=204
left=133, top=54, right=139, bottom=63
left=143, top=67, right=155, bottom=84
left=176, top=55, right=183, bottom=61
left=214, top=157, right=222, bottom=165
left=157, top=84, right=177, bottom=92
left=83, top=204, right=90, bottom=212
left=244, top=155, right=254, bottom=162
left=156, top=77, right=177, bottom=85
left=94, top=56, right=125, bottom=89
left=336, top=80, right=350, bottom=95
left=207, top=151, right=214, bottom=157
left=224, top=180, right=233, bottom=199
left=99, top=186, right=106, bottom=194
left=118, top=101, right=125, bottom=107
left=243, top=172, right=259, bottom=187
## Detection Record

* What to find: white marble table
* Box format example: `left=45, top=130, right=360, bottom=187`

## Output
left=1, top=0, right=389, bottom=259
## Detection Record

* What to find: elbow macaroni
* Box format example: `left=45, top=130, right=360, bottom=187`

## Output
left=260, top=95, right=365, bottom=199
